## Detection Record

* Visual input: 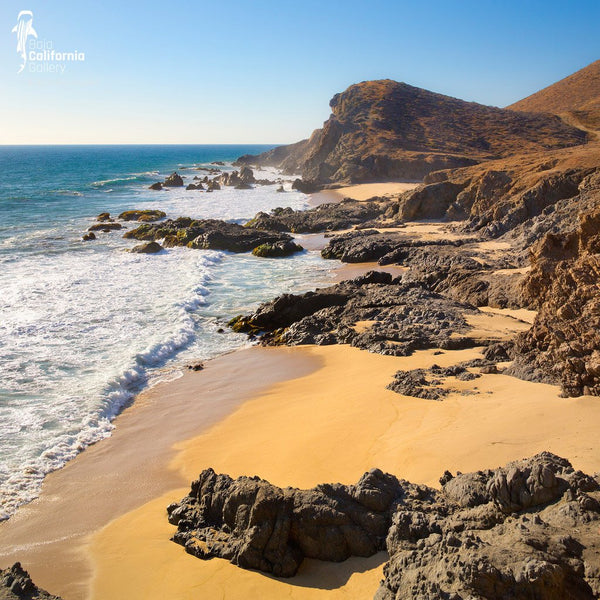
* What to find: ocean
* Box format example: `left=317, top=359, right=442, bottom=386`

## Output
left=0, top=145, right=333, bottom=519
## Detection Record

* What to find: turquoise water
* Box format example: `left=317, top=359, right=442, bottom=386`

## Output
left=0, top=145, right=333, bottom=519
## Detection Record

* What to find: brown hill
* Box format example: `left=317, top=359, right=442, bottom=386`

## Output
left=238, top=79, right=587, bottom=185
left=508, top=60, right=600, bottom=130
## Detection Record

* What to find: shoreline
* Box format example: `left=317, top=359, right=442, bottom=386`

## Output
left=0, top=347, right=320, bottom=599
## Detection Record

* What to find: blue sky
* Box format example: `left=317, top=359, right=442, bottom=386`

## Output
left=1, top=0, right=598, bottom=144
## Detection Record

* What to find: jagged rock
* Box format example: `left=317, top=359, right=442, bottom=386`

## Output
left=377, top=452, right=600, bottom=600
left=88, top=222, right=122, bottom=232
left=0, top=562, right=62, bottom=599
left=149, top=182, right=163, bottom=190
left=206, top=180, right=221, bottom=191
left=186, top=183, right=204, bottom=190
left=229, top=271, right=481, bottom=355
left=251, top=240, right=304, bottom=257
left=386, top=364, right=479, bottom=400
left=163, top=172, right=184, bottom=187
left=239, top=166, right=255, bottom=184
left=118, top=210, right=166, bottom=222
left=124, top=217, right=292, bottom=253
left=508, top=181, right=600, bottom=396
left=130, top=241, right=163, bottom=254
left=291, top=178, right=320, bottom=193
left=245, top=200, right=389, bottom=233
left=167, top=468, right=404, bottom=577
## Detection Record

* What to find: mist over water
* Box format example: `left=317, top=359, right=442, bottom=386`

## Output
left=0, top=145, right=334, bottom=519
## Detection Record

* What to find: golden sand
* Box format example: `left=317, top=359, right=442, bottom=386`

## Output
left=310, top=182, right=418, bottom=205
left=91, top=343, right=600, bottom=600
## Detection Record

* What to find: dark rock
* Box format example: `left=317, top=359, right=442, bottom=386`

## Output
left=234, top=182, right=252, bottom=190
left=96, top=212, right=111, bottom=221
left=130, top=241, right=163, bottom=254
left=163, top=172, right=184, bottom=187
left=186, top=183, right=204, bottom=190
left=0, top=562, right=62, bottom=599
left=82, top=232, right=96, bottom=241
left=251, top=240, right=303, bottom=258
left=118, top=210, right=166, bottom=222
left=124, top=218, right=292, bottom=254
left=167, top=468, right=404, bottom=577
left=187, top=362, right=204, bottom=371
left=291, top=178, right=320, bottom=193
left=88, top=222, right=122, bottom=232
left=377, top=452, right=600, bottom=600
left=229, top=272, right=481, bottom=355
left=149, top=182, right=163, bottom=190
left=245, top=200, right=390, bottom=234
left=239, top=166, right=256, bottom=184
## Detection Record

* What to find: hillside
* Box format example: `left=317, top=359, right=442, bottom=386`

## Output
left=237, top=79, right=587, bottom=185
left=508, top=59, right=600, bottom=130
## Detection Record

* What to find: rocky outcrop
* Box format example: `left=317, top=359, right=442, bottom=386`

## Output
left=118, top=210, right=166, bottom=222
left=87, top=222, right=122, bottom=232
left=508, top=174, right=600, bottom=395
left=245, top=199, right=390, bottom=233
left=251, top=240, right=303, bottom=257
left=237, top=79, right=586, bottom=186
left=123, top=217, right=292, bottom=253
left=377, top=452, right=600, bottom=600
left=167, top=454, right=600, bottom=598
left=0, top=563, right=62, bottom=599
left=149, top=182, right=163, bottom=190
left=167, top=468, right=404, bottom=577
left=163, top=172, right=184, bottom=187
left=229, top=271, right=483, bottom=355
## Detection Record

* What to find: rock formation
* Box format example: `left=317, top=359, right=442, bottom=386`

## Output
left=508, top=171, right=600, bottom=395
left=123, top=217, right=294, bottom=253
left=377, top=453, right=600, bottom=600
left=251, top=240, right=303, bottom=258
left=167, top=468, right=405, bottom=577
left=163, top=172, right=184, bottom=187
left=0, top=563, right=62, bottom=600
left=167, top=454, right=600, bottom=599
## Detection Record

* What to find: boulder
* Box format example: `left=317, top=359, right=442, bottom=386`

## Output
left=163, top=172, right=184, bottom=187
left=88, top=222, right=122, bottom=232
left=239, top=166, right=256, bottom=184
left=96, top=212, right=112, bottom=221
left=149, top=182, right=163, bottom=190
left=82, top=232, right=96, bottom=241
left=251, top=240, right=304, bottom=257
left=186, top=183, right=204, bottom=190
left=130, top=241, right=163, bottom=254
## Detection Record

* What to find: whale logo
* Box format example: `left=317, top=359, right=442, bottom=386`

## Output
left=12, top=10, right=37, bottom=73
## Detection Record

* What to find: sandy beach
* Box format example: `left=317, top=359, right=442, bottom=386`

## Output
left=310, top=182, right=419, bottom=205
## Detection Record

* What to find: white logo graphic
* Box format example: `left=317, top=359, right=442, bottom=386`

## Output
left=12, top=10, right=37, bottom=73
left=11, top=10, right=85, bottom=74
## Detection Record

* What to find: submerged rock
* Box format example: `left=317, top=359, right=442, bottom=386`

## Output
left=118, top=210, right=166, bottom=222
left=82, top=232, right=96, bottom=242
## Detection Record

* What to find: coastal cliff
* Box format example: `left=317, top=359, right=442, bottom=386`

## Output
left=237, top=78, right=587, bottom=186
